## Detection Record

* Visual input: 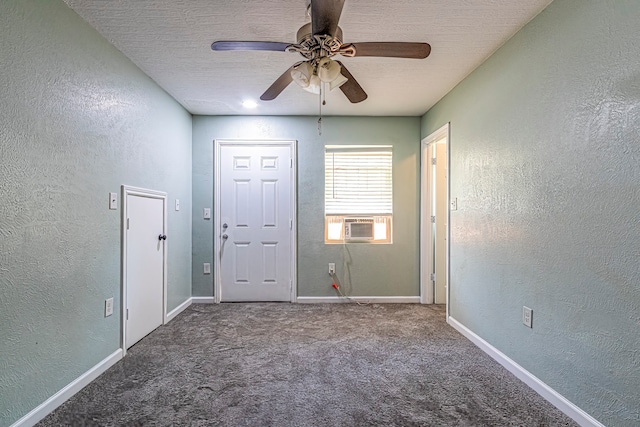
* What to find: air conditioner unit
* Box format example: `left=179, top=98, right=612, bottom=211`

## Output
left=344, top=217, right=374, bottom=241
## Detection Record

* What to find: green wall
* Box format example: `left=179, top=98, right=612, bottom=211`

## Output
left=421, top=0, right=639, bottom=425
left=0, top=1, right=192, bottom=425
left=192, top=116, right=421, bottom=298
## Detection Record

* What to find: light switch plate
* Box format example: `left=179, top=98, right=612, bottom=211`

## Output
left=105, top=298, right=114, bottom=317
left=450, top=197, right=458, bottom=211
left=203, top=208, right=211, bottom=219
left=109, top=192, right=117, bottom=210
left=203, top=263, right=211, bottom=274
left=175, top=199, right=180, bottom=211
left=523, top=306, right=533, bottom=328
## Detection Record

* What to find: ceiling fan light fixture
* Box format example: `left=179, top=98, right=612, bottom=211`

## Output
left=317, top=57, right=341, bottom=83
left=291, top=62, right=313, bottom=88
left=329, top=73, right=348, bottom=91
left=303, top=74, right=321, bottom=94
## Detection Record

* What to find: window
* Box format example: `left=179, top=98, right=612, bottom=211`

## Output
left=325, top=145, right=392, bottom=243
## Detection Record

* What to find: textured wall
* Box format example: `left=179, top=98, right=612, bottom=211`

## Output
left=421, top=0, right=639, bottom=425
left=0, top=1, right=192, bottom=425
left=192, top=116, right=420, bottom=298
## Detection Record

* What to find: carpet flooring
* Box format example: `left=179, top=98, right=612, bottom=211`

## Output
left=39, top=303, right=577, bottom=426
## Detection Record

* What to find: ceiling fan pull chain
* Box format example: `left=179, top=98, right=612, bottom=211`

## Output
left=318, top=84, right=323, bottom=136
left=322, top=82, right=327, bottom=106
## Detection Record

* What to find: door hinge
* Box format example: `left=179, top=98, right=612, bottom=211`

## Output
left=431, top=215, right=436, bottom=223
left=290, top=158, right=293, bottom=168
left=126, top=308, right=129, bottom=320
left=290, top=219, right=293, bottom=230
left=430, top=273, right=436, bottom=281
left=126, top=218, right=130, bottom=229
left=432, top=158, right=437, bottom=165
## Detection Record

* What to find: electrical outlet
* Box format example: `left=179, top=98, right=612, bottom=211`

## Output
left=203, top=263, right=211, bottom=274
left=523, top=306, right=533, bottom=328
left=105, top=298, right=114, bottom=317
left=328, top=263, right=336, bottom=274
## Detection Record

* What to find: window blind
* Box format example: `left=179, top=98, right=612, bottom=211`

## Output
left=325, top=146, right=393, bottom=215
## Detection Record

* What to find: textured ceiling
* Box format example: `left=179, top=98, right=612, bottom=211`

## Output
left=64, top=0, right=552, bottom=116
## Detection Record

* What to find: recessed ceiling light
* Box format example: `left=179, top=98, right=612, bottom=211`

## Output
left=242, top=100, right=258, bottom=109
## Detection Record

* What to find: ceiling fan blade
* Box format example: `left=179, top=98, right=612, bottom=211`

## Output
left=311, top=0, right=345, bottom=37
left=260, top=66, right=295, bottom=101
left=211, top=41, right=290, bottom=52
left=335, top=61, right=367, bottom=103
left=348, top=42, right=431, bottom=59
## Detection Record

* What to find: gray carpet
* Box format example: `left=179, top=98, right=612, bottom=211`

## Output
left=39, top=303, right=577, bottom=426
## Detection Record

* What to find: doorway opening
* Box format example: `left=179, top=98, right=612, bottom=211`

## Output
left=420, top=124, right=450, bottom=316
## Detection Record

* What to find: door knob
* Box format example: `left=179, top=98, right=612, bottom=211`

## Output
left=158, top=234, right=167, bottom=241
left=222, top=234, right=228, bottom=240
left=222, top=223, right=228, bottom=229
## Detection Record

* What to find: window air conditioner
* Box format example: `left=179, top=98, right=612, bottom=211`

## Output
left=344, top=218, right=375, bottom=241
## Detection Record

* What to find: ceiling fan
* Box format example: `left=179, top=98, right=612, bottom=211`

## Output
left=211, top=0, right=431, bottom=104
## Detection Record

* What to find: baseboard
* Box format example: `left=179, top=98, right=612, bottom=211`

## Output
left=10, top=349, right=123, bottom=427
left=166, top=298, right=192, bottom=322
left=296, top=296, right=421, bottom=304
left=448, top=317, right=604, bottom=427
left=191, top=296, right=215, bottom=304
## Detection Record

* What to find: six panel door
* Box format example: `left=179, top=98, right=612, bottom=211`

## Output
left=219, top=145, right=293, bottom=302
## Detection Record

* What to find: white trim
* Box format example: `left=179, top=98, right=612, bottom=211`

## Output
left=213, top=139, right=298, bottom=303
left=191, top=296, right=215, bottom=304
left=296, top=296, right=421, bottom=304
left=448, top=317, right=605, bottom=427
left=420, top=123, right=450, bottom=312
left=10, top=350, right=122, bottom=427
left=290, top=141, right=298, bottom=303
left=445, top=124, right=451, bottom=319
left=165, top=298, right=192, bottom=322
left=214, top=140, right=221, bottom=303
left=121, top=185, right=168, bottom=356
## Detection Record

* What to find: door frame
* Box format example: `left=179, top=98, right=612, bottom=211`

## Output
left=121, top=185, right=168, bottom=355
left=213, top=139, right=297, bottom=303
left=420, top=124, right=450, bottom=317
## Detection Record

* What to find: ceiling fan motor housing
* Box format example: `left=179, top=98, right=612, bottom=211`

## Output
left=296, top=23, right=343, bottom=56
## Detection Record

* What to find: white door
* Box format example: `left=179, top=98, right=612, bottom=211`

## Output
left=125, top=193, right=165, bottom=348
left=434, top=141, right=448, bottom=304
left=218, top=144, right=293, bottom=302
